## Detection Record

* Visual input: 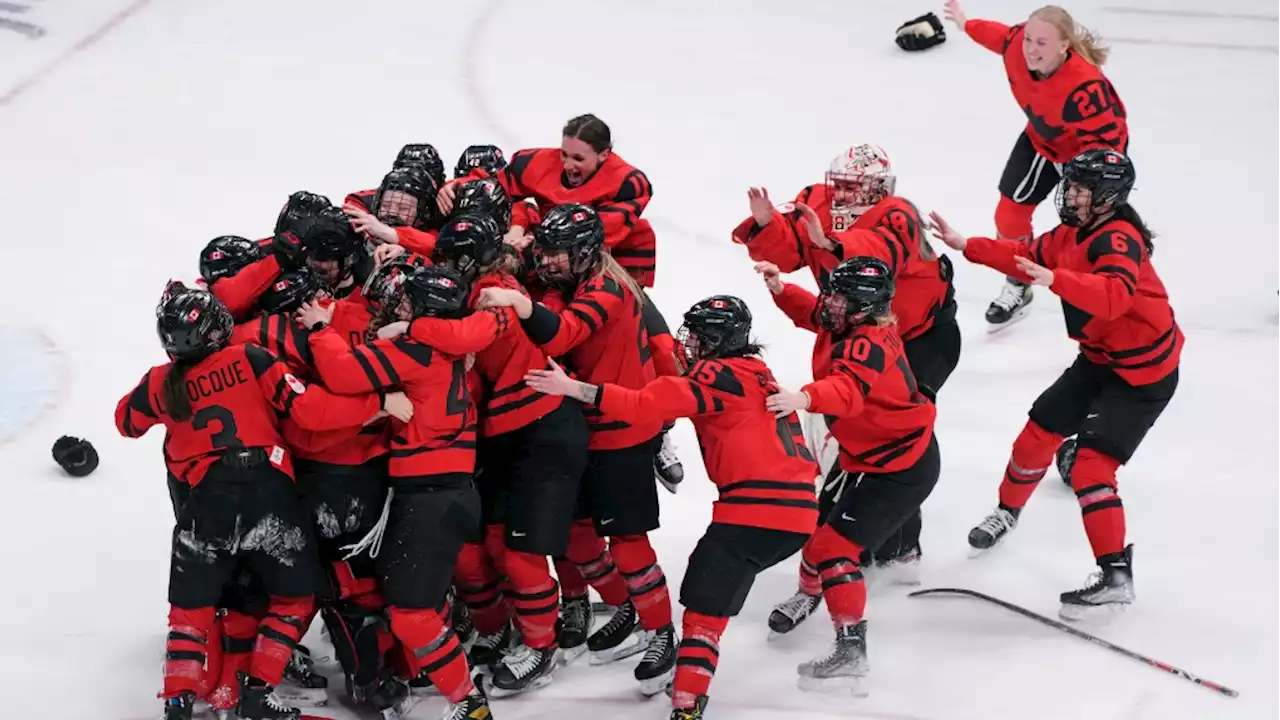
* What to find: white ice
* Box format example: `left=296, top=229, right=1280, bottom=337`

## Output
left=0, top=0, right=1275, bottom=718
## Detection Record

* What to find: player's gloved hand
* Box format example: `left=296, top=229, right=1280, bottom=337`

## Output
left=895, top=12, right=947, bottom=52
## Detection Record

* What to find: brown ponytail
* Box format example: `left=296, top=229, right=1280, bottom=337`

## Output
left=163, top=361, right=194, bottom=422
left=1032, top=5, right=1111, bottom=66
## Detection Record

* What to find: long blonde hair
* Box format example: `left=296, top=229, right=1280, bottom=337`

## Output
left=1031, top=5, right=1110, bottom=66
left=592, top=252, right=645, bottom=303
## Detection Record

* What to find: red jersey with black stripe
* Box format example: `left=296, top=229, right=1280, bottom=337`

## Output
left=208, top=238, right=280, bottom=321
left=735, top=191, right=954, bottom=342
left=523, top=273, right=661, bottom=450
left=114, top=344, right=381, bottom=486
left=466, top=148, right=656, bottom=285
left=773, top=284, right=937, bottom=474
left=308, top=326, right=476, bottom=483
left=595, top=355, right=819, bottom=534
left=230, top=312, right=392, bottom=466
left=963, top=216, right=1181, bottom=386
left=965, top=19, right=1128, bottom=163
left=408, top=271, right=561, bottom=438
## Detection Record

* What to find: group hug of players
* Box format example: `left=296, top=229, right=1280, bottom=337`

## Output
left=116, top=5, right=1183, bottom=720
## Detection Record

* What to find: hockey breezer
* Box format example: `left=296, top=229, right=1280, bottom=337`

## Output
left=910, top=587, right=1239, bottom=698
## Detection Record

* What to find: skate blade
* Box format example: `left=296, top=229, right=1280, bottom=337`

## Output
left=589, top=632, right=647, bottom=665
left=873, top=564, right=922, bottom=587
left=638, top=666, right=676, bottom=697
left=560, top=643, right=588, bottom=665
left=985, top=308, right=1031, bottom=334
left=273, top=686, right=329, bottom=706
left=657, top=475, right=680, bottom=494
left=1058, top=600, right=1129, bottom=623
left=797, top=673, right=869, bottom=697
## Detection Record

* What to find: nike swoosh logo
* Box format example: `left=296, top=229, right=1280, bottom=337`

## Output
left=511, top=531, right=526, bottom=537
left=600, top=518, right=615, bottom=525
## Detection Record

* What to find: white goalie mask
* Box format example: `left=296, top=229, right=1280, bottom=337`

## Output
left=825, top=144, right=896, bottom=218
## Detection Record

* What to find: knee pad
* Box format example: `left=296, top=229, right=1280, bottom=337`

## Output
left=995, top=195, right=1035, bottom=241
left=565, top=519, right=607, bottom=565
left=1011, top=420, right=1066, bottom=469
left=802, top=525, right=863, bottom=568
left=1069, top=447, right=1121, bottom=496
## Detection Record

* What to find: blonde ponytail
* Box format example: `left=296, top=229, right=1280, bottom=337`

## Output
left=1032, top=5, right=1110, bottom=66
left=594, top=252, right=646, bottom=304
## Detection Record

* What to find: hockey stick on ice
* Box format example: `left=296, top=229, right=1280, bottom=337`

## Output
left=909, top=587, right=1239, bottom=698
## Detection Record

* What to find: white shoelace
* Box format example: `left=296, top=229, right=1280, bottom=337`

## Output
left=976, top=509, right=1016, bottom=537
left=992, top=282, right=1026, bottom=311
left=776, top=591, right=818, bottom=621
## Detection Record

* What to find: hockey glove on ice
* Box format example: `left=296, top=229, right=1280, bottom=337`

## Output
left=895, top=12, right=946, bottom=52
left=52, top=436, right=99, bottom=477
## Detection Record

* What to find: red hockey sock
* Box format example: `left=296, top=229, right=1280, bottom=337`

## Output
left=198, top=613, right=224, bottom=698
left=565, top=520, right=631, bottom=606
left=208, top=611, right=257, bottom=710
left=796, top=549, right=822, bottom=597
left=994, top=195, right=1035, bottom=241
left=805, top=526, right=866, bottom=628
left=554, top=557, right=589, bottom=599
left=611, top=534, right=673, bottom=630
left=673, top=611, right=729, bottom=710
left=505, top=549, right=560, bottom=649
left=388, top=606, right=475, bottom=703
left=649, top=332, right=681, bottom=377
left=1071, top=448, right=1126, bottom=558
left=248, top=595, right=313, bottom=686
left=453, top=541, right=509, bottom=636
left=163, top=606, right=216, bottom=697
left=997, top=420, right=1065, bottom=510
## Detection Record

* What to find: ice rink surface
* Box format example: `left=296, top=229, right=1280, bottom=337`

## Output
left=0, top=0, right=1275, bottom=718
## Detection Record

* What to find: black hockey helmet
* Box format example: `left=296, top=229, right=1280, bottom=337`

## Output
left=258, top=265, right=326, bottom=315
left=679, top=295, right=753, bottom=364
left=454, top=144, right=507, bottom=179
left=403, top=265, right=470, bottom=320
left=533, top=203, right=604, bottom=286
left=434, top=212, right=503, bottom=280
left=199, top=235, right=264, bottom=285
left=156, top=285, right=234, bottom=361
left=1055, top=148, right=1136, bottom=227
left=451, top=178, right=512, bottom=232
left=275, top=190, right=333, bottom=236
left=302, top=207, right=367, bottom=284
left=393, top=143, right=446, bottom=188
left=820, top=256, right=894, bottom=332
left=372, top=166, right=438, bottom=230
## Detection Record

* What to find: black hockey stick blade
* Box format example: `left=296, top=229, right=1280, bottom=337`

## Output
left=910, top=587, right=1239, bottom=698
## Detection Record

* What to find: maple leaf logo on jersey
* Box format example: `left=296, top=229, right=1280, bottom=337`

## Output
left=572, top=212, right=587, bottom=222
left=209, top=250, right=225, bottom=260
left=711, top=299, right=727, bottom=309
left=185, top=308, right=201, bottom=322
left=274, top=280, right=289, bottom=291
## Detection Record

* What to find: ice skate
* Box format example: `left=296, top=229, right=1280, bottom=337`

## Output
left=655, top=430, right=685, bottom=493
left=488, top=643, right=560, bottom=697
left=767, top=590, right=822, bottom=637
left=236, top=673, right=302, bottom=720
left=670, top=695, right=709, bottom=720
left=441, top=676, right=493, bottom=720
left=797, top=621, right=869, bottom=696
left=467, top=620, right=515, bottom=673
left=557, top=594, right=591, bottom=664
left=1059, top=545, right=1135, bottom=621
left=162, top=691, right=195, bottom=720
left=985, top=279, right=1033, bottom=332
left=587, top=599, right=646, bottom=664
left=277, top=645, right=329, bottom=706
left=352, top=670, right=416, bottom=719
left=873, top=545, right=922, bottom=586
left=634, top=623, right=678, bottom=696
left=967, top=507, right=1019, bottom=554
